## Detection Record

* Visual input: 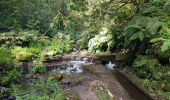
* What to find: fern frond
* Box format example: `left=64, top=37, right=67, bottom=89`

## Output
left=146, top=18, right=163, bottom=35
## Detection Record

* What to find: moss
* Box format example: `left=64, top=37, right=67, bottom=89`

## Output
left=50, top=72, right=63, bottom=81
left=12, top=47, right=33, bottom=61
left=71, top=75, right=85, bottom=86
left=89, top=80, right=115, bottom=100
left=64, top=91, right=78, bottom=100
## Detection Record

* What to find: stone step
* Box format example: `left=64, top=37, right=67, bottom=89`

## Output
left=42, top=57, right=63, bottom=63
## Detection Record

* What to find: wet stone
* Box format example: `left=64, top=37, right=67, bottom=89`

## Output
left=61, top=79, right=71, bottom=85
left=60, top=65, right=67, bottom=70
left=7, top=96, right=16, bottom=100
left=2, top=93, right=9, bottom=99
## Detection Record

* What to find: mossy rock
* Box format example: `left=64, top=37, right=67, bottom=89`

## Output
left=89, top=80, right=115, bottom=100
left=17, top=53, right=32, bottom=61
left=50, top=72, right=63, bottom=81
left=64, top=91, right=78, bottom=100
left=70, top=75, right=85, bottom=86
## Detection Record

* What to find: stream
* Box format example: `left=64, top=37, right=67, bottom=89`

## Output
left=10, top=52, right=154, bottom=100
left=43, top=53, right=153, bottom=100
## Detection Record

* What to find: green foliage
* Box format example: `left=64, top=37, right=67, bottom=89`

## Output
left=29, top=35, right=51, bottom=49
left=122, top=15, right=164, bottom=50
left=122, top=0, right=170, bottom=53
left=133, top=56, right=150, bottom=71
left=0, top=30, right=40, bottom=47
left=0, top=47, right=14, bottom=71
left=31, top=64, right=46, bottom=74
left=1, top=69, right=21, bottom=85
left=0, top=47, right=21, bottom=86
left=143, top=79, right=155, bottom=92
left=11, top=76, right=64, bottom=100
left=0, top=0, right=65, bottom=33
left=88, top=28, right=115, bottom=53
left=50, top=32, right=73, bottom=52
left=150, top=25, right=170, bottom=60
left=132, top=55, right=170, bottom=98
left=12, top=47, right=33, bottom=61
left=133, top=55, right=162, bottom=79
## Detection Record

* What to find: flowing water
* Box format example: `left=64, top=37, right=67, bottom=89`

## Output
left=47, top=57, right=92, bottom=75
left=45, top=52, right=153, bottom=100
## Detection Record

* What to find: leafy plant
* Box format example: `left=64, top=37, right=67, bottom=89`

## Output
left=133, top=55, right=162, bottom=79
left=31, top=64, right=46, bottom=73
left=122, top=15, right=163, bottom=51
left=50, top=33, right=73, bottom=52
left=11, top=76, right=64, bottom=100
left=0, top=47, right=14, bottom=73
left=133, top=55, right=149, bottom=71
left=29, top=35, right=51, bottom=49
left=2, top=69, right=21, bottom=85
left=0, top=47, right=21, bottom=86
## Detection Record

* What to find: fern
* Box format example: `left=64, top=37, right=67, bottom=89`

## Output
left=151, top=25, right=170, bottom=52
left=123, top=15, right=163, bottom=49
left=146, top=18, right=163, bottom=35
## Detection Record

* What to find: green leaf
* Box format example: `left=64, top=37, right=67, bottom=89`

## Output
left=129, top=33, right=139, bottom=40
left=129, top=31, right=145, bottom=41
left=161, top=41, right=170, bottom=52
left=138, top=31, right=145, bottom=41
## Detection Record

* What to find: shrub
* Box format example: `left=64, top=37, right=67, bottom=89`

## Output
left=31, top=64, right=46, bottom=73
left=133, top=56, right=150, bottom=71
left=133, top=55, right=162, bottom=79
left=1, top=69, right=21, bottom=85
left=0, top=47, right=21, bottom=86
left=29, top=35, right=51, bottom=49
left=0, top=47, right=14, bottom=74
left=50, top=33, right=73, bottom=52
left=11, top=76, right=64, bottom=100
left=0, top=30, right=40, bottom=47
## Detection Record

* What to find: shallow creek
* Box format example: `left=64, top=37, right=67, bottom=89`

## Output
left=17, top=52, right=154, bottom=100
left=43, top=53, right=153, bottom=100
